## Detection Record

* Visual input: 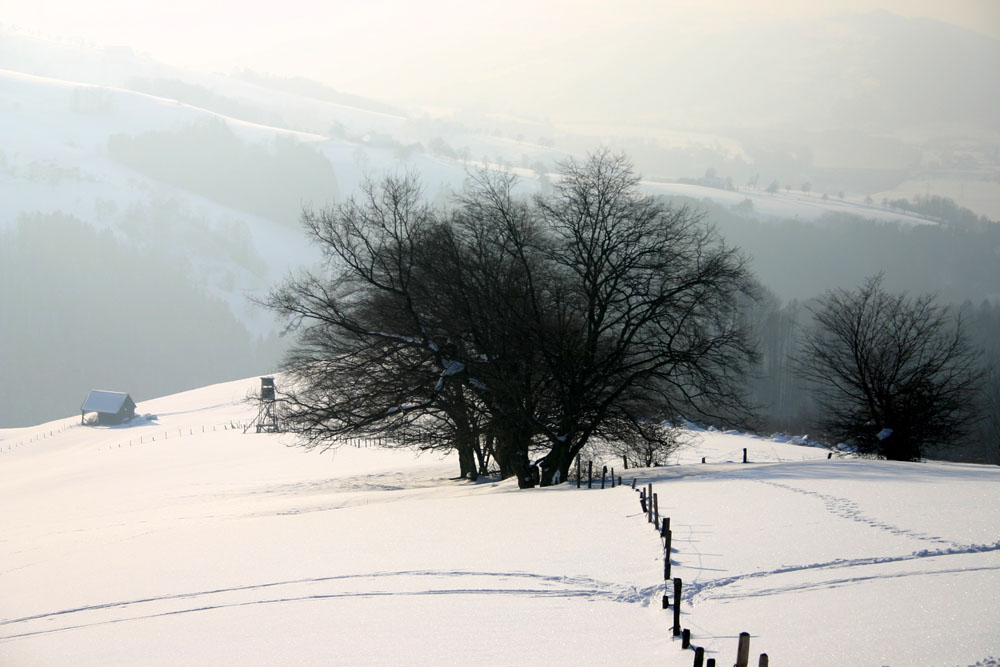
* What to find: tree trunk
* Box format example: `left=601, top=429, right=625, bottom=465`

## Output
left=447, top=398, right=479, bottom=480
left=456, top=440, right=477, bottom=480
left=537, top=439, right=577, bottom=486
left=494, top=420, right=536, bottom=488
left=881, top=427, right=921, bottom=462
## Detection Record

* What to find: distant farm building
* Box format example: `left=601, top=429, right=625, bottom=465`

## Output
left=81, top=390, right=136, bottom=425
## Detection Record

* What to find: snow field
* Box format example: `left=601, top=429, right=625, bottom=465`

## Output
left=2, top=378, right=672, bottom=665
left=2, top=376, right=999, bottom=666
left=629, top=458, right=1000, bottom=666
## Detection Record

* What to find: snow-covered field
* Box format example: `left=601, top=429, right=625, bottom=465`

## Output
left=640, top=180, right=939, bottom=227
left=2, top=377, right=998, bottom=666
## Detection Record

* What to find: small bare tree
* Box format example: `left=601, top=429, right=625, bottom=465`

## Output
left=795, top=275, right=983, bottom=461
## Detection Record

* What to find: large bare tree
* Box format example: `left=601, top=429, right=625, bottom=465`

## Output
left=795, top=274, right=983, bottom=461
left=264, top=152, right=759, bottom=487
left=525, top=151, right=758, bottom=484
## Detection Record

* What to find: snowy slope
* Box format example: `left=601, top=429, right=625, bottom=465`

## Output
left=642, top=180, right=939, bottom=227
left=0, top=67, right=468, bottom=334
left=1, top=53, right=956, bottom=342
left=2, top=378, right=998, bottom=666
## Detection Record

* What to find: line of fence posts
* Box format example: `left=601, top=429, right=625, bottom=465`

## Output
left=90, top=421, right=250, bottom=451
left=566, top=457, right=626, bottom=490
left=629, top=479, right=770, bottom=667
left=564, top=459, right=781, bottom=664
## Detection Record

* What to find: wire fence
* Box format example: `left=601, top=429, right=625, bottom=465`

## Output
left=578, top=459, right=773, bottom=667
left=0, top=420, right=256, bottom=455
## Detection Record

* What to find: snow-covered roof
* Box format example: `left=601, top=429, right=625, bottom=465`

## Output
left=81, top=390, right=133, bottom=414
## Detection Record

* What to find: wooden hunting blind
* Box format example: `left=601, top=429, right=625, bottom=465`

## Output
left=245, top=376, right=280, bottom=433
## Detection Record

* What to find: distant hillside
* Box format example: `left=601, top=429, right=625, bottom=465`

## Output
left=230, top=69, right=405, bottom=117
left=0, top=213, right=282, bottom=428
left=2, top=29, right=999, bottom=427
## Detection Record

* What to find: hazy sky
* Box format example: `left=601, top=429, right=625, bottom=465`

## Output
left=4, top=0, right=998, bottom=106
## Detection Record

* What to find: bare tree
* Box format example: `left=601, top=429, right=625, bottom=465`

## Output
left=261, top=173, right=488, bottom=479
left=525, top=150, right=758, bottom=484
left=264, top=153, right=759, bottom=487
left=795, top=275, right=983, bottom=461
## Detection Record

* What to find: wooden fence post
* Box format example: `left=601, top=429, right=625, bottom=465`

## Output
left=610, top=467, right=615, bottom=488
left=758, top=654, right=769, bottom=667
left=706, top=659, right=716, bottom=667
left=743, top=447, right=747, bottom=463
left=588, top=461, right=593, bottom=488
left=576, top=456, right=581, bottom=488
left=664, top=529, right=672, bottom=580
left=736, top=632, right=750, bottom=667
left=647, top=484, right=653, bottom=522
left=631, top=478, right=636, bottom=489
left=653, top=493, right=659, bottom=528
left=640, top=489, right=647, bottom=513
left=672, top=577, right=682, bottom=637
left=682, top=628, right=690, bottom=649
left=601, top=465, right=607, bottom=489
left=693, top=646, right=705, bottom=667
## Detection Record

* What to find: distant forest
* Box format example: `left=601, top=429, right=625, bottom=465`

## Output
left=702, top=207, right=1000, bottom=464
left=107, top=118, right=339, bottom=226
left=880, top=194, right=995, bottom=231
left=695, top=199, right=1000, bottom=305
left=0, top=213, right=282, bottom=428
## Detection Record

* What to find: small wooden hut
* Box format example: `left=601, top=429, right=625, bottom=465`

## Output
left=81, top=390, right=136, bottom=425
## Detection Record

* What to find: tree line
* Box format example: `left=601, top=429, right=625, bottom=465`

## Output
left=108, top=118, right=339, bottom=226
left=264, top=152, right=995, bottom=482
left=0, top=212, right=282, bottom=428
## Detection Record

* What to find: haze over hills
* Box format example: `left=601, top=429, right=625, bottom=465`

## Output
left=4, top=9, right=1000, bottom=209
left=3, top=7, right=1000, bottom=663
left=1, top=10, right=999, bottom=428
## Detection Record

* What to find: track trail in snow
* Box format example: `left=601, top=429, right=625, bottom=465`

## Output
left=674, top=475, right=1000, bottom=606
left=753, top=479, right=959, bottom=548
left=685, top=540, right=1000, bottom=604
left=0, top=570, right=657, bottom=642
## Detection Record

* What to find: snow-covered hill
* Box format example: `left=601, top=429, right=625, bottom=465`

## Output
left=2, top=378, right=997, bottom=666
left=0, top=66, right=471, bottom=332
left=3, top=31, right=997, bottom=430
left=0, top=57, right=952, bottom=332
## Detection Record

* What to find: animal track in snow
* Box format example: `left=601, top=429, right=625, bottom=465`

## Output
left=684, top=540, right=1000, bottom=604
left=0, top=570, right=654, bottom=642
left=755, top=479, right=958, bottom=547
